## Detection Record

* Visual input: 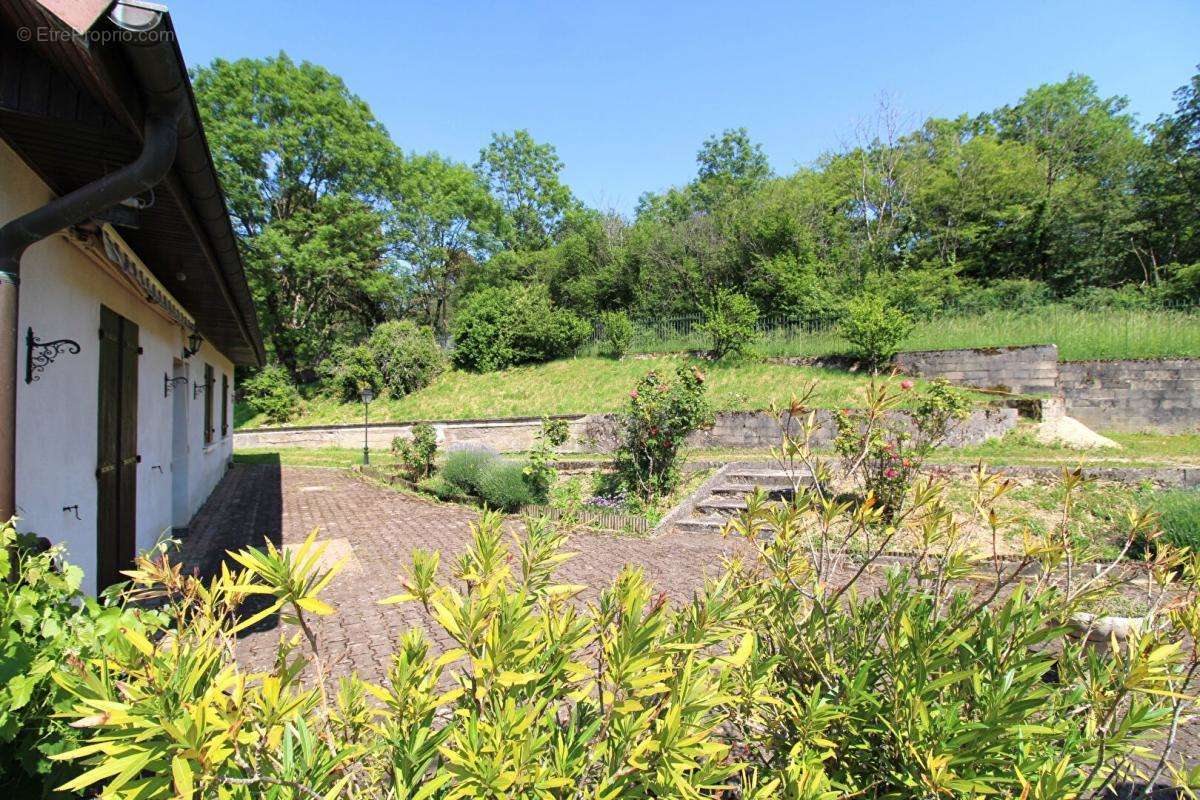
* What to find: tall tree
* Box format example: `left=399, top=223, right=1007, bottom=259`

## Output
left=693, top=127, right=772, bottom=209
left=990, top=74, right=1144, bottom=288
left=475, top=130, right=576, bottom=250
left=192, top=52, right=401, bottom=378
left=1135, top=66, right=1200, bottom=283
left=392, top=153, right=504, bottom=333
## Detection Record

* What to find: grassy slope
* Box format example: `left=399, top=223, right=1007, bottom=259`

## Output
left=627, top=307, right=1200, bottom=362
left=236, top=356, right=964, bottom=429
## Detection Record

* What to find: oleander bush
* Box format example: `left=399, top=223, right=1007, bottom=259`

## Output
left=832, top=378, right=972, bottom=520
left=613, top=364, right=713, bottom=499
left=12, top=377, right=1200, bottom=798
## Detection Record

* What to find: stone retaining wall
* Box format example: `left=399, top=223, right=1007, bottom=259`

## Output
left=892, top=344, right=1061, bottom=395
left=893, top=345, right=1199, bottom=433
left=236, top=407, right=1019, bottom=454
left=1060, top=359, right=1200, bottom=434
left=235, top=415, right=597, bottom=454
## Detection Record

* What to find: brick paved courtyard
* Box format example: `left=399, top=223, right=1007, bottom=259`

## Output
left=178, top=463, right=750, bottom=682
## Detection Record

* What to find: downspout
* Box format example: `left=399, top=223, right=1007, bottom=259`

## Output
left=0, top=4, right=186, bottom=520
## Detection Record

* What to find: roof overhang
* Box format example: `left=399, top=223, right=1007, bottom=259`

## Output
left=0, top=0, right=265, bottom=366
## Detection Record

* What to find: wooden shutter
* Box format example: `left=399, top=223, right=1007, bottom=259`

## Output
left=203, top=363, right=214, bottom=444
left=96, top=306, right=138, bottom=590
left=96, top=307, right=120, bottom=588
left=117, top=316, right=139, bottom=581
left=221, top=373, right=229, bottom=437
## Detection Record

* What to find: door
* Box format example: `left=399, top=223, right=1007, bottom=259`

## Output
left=170, top=359, right=189, bottom=530
left=97, top=306, right=138, bottom=590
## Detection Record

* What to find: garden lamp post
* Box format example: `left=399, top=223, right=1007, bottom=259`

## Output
left=360, top=387, right=374, bottom=465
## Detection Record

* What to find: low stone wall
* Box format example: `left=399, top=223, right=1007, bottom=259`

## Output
left=892, top=344, right=1060, bottom=395
left=236, top=415, right=597, bottom=454
left=1060, top=359, right=1200, bottom=434
left=236, top=407, right=1019, bottom=455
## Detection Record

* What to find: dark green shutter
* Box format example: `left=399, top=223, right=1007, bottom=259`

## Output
left=97, top=306, right=138, bottom=590
left=203, top=363, right=214, bottom=444
left=221, top=373, right=229, bottom=437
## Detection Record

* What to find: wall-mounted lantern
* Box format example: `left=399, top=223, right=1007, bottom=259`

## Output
left=163, top=373, right=188, bottom=397
left=182, top=331, right=203, bottom=359
left=26, top=327, right=81, bottom=384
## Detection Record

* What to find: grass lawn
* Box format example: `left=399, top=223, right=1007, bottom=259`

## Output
left=619, top=306, right=1200, bottom=362
left=236, top=356, right=979, bottom=429
left=932, top=476, right=1200, bottom=561
left=236, top=429, right=1200, bottom=470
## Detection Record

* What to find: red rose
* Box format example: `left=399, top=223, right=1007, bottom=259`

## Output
left=900, top=380, right=914, bottom=390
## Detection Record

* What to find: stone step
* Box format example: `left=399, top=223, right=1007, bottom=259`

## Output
left=722, top=470, right=798, bottom=489
left=675, top=515, right=730, bottom=535
left=694, top=496, right=754, bottom=517
left=708, top=483, right=793, bottom=499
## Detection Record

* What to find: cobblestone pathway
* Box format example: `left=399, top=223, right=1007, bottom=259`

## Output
left=178, top=463, right=750, bottom=682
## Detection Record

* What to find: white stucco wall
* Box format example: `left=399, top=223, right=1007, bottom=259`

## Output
left=1, top=138, right=237, bottom=594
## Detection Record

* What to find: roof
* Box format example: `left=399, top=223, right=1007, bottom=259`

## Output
left=0, top=0, right=264, bottom=366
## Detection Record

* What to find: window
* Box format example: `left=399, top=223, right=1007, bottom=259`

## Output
left=203, top=363, right=214, bottom=444
left=221, top=373, right=229, bottom=438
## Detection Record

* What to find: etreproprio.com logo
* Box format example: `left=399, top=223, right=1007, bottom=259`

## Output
left=16, top=26, right=174, bottom=44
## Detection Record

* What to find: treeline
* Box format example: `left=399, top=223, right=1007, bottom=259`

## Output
left=192, top=55, right=1200, bottom=381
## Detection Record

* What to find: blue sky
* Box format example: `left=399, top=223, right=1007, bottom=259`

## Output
left=172, top=0, right=1200, bottom=215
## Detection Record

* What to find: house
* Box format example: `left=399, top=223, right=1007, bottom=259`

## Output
left=0, top=0, right=264, bottom=592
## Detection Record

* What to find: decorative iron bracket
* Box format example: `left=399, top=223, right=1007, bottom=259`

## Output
left=193, top=380, right=208, bottom=399
left=164, top=373, right=189, bottom=397
left=26, top=327, right=81, bottom=384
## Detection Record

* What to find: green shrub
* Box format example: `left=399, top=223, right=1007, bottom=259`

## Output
left=833, top=378, right=971, bottom=520
left=841, top=293, right=913, bottom=370
left=391, top=422, right=437, bottom=481
left=416, top=475, right=465, bottom=502
left=322, top=342, right=381, bottom=402
left=598, top=310, right=634, bottom=358
left=0, top=521, right=162, bottom=795
left=524, top=417, right=570, bottom=504
left=241, top=363, right=300, bottom=425
left=698, top=288, right=759, bottom=360
left=451, top=284, right=591, bottom=372
left=614, top=365, right=713, bottom=499
left=441, top=449, right=495, bottom=495
left=476, top=460, right=534, bottom=511
left=1066, top=284, right=1163, bottom=310
left=954, top=278, right=1053, bottom=312
left=46, top=457, right=1200, bottom=800
left=369, top=320, right=446, bottom=397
